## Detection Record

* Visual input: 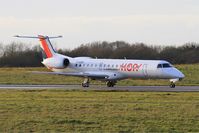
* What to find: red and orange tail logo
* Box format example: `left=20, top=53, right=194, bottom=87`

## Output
left=38, top=35, right=54, bottom=58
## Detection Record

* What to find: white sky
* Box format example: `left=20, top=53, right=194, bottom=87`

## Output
left=0, top=0, right=199, bottom=49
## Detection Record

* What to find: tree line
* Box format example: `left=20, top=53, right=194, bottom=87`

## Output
left=0, top=41, right=198, bottom=67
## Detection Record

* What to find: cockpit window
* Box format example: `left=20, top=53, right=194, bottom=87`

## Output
left=157, top=63, right=172, bottom=68
left=162, top=63, right=172, bottom=68
left=157, top=64, right=162, bottom=68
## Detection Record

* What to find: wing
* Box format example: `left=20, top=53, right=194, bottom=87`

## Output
left=32, top=71, right=109, bottom=79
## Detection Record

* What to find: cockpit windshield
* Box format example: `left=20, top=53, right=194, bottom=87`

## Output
left=157, top=63, right=172, bottom=68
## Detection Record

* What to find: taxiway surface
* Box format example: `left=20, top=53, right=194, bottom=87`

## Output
left=0, top=84, right=198, bottom=92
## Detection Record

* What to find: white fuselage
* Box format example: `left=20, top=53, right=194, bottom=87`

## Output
left=15, top=35, right=185, bottom=87
left=43, top=53, right=185, bottom=81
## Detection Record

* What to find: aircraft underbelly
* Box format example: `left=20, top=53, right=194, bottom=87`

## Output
left=52, top=67, right=77, bottom=72
left=122, top=71, right=145, bottom=79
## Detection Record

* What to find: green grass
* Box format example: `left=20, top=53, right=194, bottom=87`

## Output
left=0, top=64, right=198, bottom=86
left=0, top=67, right=83, bottom=85
left=0, top=90, right=199, bottom=132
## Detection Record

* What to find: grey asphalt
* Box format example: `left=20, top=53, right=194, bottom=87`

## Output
left=0, top=84, right=198, bottom=92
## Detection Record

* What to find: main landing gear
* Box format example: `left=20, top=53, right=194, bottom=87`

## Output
left=81, top=78, right=117, bottom=88
left=106, top=81, right=117, bottom=87
left=82, top=78, right=90, bottom=87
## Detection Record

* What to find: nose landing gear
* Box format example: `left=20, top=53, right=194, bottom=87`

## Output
left=169, top=79, right=179, bottom=88
left=169, top=82, right=176, bottom=88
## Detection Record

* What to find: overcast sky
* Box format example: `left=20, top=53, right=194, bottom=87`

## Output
left=0, top=0, right=199, bottom=49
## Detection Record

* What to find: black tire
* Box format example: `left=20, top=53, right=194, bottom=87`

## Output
left=107, top=81, right=115, bottom=87
left=170, top=83, right=175, bottom=88
left=107, top=82, right=111, bottom=87
left=82, top=83, right=89, bottom=87
left=106, top=82, right=112, bottom=87
left=172, top=84, right=176, bottom=88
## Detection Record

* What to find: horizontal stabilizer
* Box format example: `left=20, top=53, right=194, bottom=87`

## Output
left=14, top=35, right=63, bottom=39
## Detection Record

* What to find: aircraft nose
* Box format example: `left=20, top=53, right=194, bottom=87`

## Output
left=163, top=68, right=185, bottom=79
left=178, top=72, right=185, bottom=80
left=173, top=68, right=185, bottom=79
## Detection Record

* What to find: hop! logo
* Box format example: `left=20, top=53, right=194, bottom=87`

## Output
left=120, top=63, right=142, bottom=72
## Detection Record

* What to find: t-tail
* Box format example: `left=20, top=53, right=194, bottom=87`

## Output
left=14, top=35, right=62, bottom=59
left=14, top=35, right=71, bottom=69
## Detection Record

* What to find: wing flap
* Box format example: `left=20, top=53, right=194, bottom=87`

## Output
left=32, top=71, right=109, bottom=79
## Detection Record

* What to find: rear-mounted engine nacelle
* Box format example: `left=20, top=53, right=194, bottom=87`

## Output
left=42, top=57, right=70, bottom=69
left=63, top=58, right=70, bottom=67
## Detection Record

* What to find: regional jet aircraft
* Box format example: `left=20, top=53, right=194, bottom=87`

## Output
left=14, top=35, right=185, bottom=88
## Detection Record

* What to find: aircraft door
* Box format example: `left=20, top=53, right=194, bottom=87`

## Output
left=157, top=64, right=163, bottom=77
left=142, top=64, right=148, bottom=78
left=99, top=62, right=103, bottom=71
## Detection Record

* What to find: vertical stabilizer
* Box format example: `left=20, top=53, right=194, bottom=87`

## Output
left=38, top=35, right=56, bottom=59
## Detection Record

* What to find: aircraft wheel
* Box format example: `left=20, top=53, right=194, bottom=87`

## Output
left=82, top=83, right=89, bottom=87
left=106, top=81, right=116, bottom=87
left=82, top=78, right=90, bottom=87
left=169, top=82, right=176, bottom=88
